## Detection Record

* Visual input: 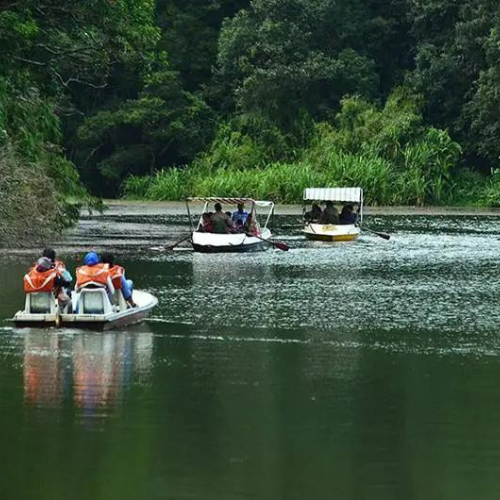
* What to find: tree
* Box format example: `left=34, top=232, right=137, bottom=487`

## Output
left=75, top=70, right=215, bottom=195
left=157, top=0, right=249, bottom=91
left=215, top=0, right=379, bottom=127
left=409, top=0, right=500, bottom=169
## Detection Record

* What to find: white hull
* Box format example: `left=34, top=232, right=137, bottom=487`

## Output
left=13, top=290, right=158, bottom=330
left=192, top=228, right=272, bottom=252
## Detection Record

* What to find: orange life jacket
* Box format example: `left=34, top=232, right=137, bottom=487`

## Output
left=23, top=268, right=58, bottom=293
left=105, top=264, right=124, bottom=290
left=76, top=264, right=109, bottom=288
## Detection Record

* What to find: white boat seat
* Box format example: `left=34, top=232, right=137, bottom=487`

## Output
left=79, top=288, right=112, bottom=315
left=25, top=292, right=56, bottom=314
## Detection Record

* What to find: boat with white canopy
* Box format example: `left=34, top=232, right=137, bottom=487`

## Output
left=187, top=197, right=275, bottom=252
left=13, top=288, right=158, bottom=330
left=303, top=187, right=363, bottom=242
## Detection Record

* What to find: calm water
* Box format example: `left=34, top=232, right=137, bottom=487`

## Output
left=1, top=211, right=500, bottom=499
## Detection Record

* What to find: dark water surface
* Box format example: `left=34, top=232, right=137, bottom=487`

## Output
left=1, top=211, right=500, bottom=499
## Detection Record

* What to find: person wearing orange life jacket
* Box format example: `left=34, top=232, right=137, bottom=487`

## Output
left=100, top=252, right=136, bottom=308
left=75, top=252, right=115, bottom=298
left=42, top=247, right=73, bottom=300
left=23, top=257, right=72, bottom=302
left=42, top=248, right=72, bottom=281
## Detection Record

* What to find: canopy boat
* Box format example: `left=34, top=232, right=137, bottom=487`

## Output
left=13, top=288, right=158, bottom=330
left=187, top=197, right=275, bottom=253
left=303, top=187, right=363, bottom=242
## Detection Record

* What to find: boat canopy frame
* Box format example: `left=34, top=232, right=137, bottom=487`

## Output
left=302, top=187, right=363, bottom=224
left=186, top=197, right=275, bottom=231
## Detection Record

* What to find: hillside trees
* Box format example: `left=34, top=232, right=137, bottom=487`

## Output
left=409, top=0, right=500, bottom=169
left=0, top=0, right=165, bottom=240
left=216, top=0, right=379, bottom=127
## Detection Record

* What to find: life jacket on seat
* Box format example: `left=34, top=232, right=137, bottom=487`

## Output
left=76, top=264, right=109, bottom=289
left=23, top=268, right=58, bottom=293
left=105, top=264, right=124, bottom=290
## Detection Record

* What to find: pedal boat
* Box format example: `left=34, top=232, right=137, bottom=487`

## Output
left=13, top=288, right=158, bottom=330
left=187, top=197, right=275, bottom=253
left=302, top=187, right=363, bottom=242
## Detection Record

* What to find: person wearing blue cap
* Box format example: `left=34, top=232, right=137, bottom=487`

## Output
left=75, top=252, right=115, bottom=295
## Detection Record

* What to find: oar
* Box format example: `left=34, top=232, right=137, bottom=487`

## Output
left=243, top=232, right=290, bottom=251
left=164, top=234, right=192, bottom=251
left=361, top=226, right=390, bottom=240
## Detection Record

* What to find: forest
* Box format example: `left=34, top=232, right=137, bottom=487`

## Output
left=2, top=0, right=500, bottom=240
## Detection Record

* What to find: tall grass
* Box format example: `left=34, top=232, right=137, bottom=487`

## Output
left=122, top=93, right=479, bottom=206
left=122, top=150, right=458, bottom=205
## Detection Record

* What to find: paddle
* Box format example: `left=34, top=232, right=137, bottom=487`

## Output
left=361, top=226, right=391, bottom=240
left=243, top=231, right=290, bottom=251
left=164, top=235, right=192, bottom=251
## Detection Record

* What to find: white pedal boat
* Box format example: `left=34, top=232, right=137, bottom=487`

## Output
left=302, top=187, right=364, bottom=242
left=187, top=197, right=275, bottom=253
left=13, top=288, right=158, bottom=330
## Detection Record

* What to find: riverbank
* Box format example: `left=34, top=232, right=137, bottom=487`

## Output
left=99, top=199, right=500, bottom=217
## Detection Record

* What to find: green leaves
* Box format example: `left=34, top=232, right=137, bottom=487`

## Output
left=75, top=69, right=215, bottom=193
left=216, top=0, right=378, bottom=124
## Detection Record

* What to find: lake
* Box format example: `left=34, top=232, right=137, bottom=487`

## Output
left=1, top=208, right=500, bottom=499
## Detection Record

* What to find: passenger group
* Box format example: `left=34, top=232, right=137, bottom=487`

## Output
left=199, top=203, right=259, bottom=236
left=23, top=248, right=136, bottom=310
left=305, top=202, right=358, bottom=225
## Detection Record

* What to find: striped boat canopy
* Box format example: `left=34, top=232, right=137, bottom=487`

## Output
left=187, top=197, right=273, bottom=207
left=303, top=187, right=363, bottom=203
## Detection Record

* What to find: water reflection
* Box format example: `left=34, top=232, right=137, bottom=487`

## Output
left=23, top=333, right=64, bottom=407
left=23, top=330, right=153, bottom=421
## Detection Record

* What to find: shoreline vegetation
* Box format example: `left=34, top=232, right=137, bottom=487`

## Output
left=5, top=1, right=500, bottom=244
left=122, top=93, right=500, bottom=207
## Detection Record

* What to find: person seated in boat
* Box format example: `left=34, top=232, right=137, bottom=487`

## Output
left=211, top=203, right=232, bottom=234
left=243, top=213, right=260, bottom=236
left=101, top=252, right=136, bottom=308
left=304, top=203, right=322, bottom=222
left=199, top=212, right=213, bottom=233
left=225, top=211, right=237, bottom=232
left=75, top=252, right=115, bottom=298
left=320, top=201, right=340, bottom=224
left=232, top=203, right=249, bottom=227
left=339, top=204, right=357, bottom=225
left=23, top=257, right=72, bottom=309
left=42, top=247, right=73, bottom=301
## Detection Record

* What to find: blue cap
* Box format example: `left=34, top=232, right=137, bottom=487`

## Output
left=84, top=252, right=99, bottom=266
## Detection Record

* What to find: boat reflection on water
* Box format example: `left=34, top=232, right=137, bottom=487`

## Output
left=23, top=333, right=64, bottom=407
left=23, top=329, right=153, bottom=423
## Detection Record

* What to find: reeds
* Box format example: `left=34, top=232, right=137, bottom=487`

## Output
left=121, top=93, right=490, bottom=206
left=122, top=151, right=459, bottom=205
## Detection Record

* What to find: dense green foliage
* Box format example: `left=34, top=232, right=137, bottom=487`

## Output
left=123, top=91, right=465, bottom=204
left=4, top=0, right=500, bottom=222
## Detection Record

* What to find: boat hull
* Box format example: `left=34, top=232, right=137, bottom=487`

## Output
left=191, top=228, right=271, bottom=253
left=192, top=240, right=268, bottom=253
left=303, top=223, right=360, bottom=242
left=13, top=290, right=157, bottom=330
